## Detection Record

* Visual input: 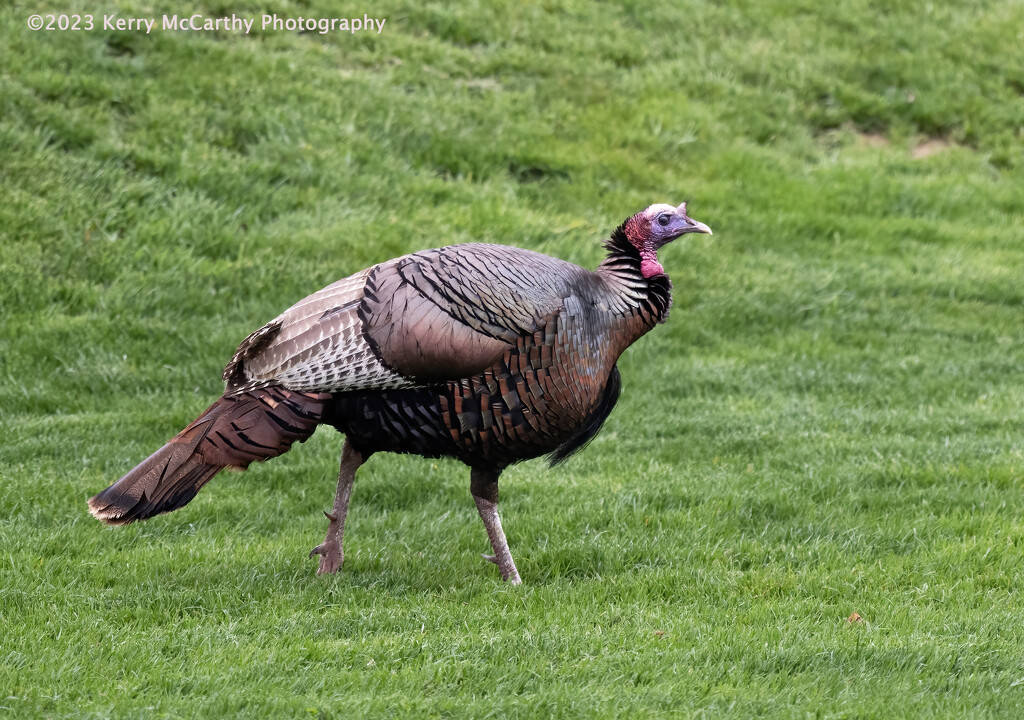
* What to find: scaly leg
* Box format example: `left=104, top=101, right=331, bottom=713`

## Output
left=310, top=438, right=365, bottom=575
left=471, top=468, right=521, bottom=585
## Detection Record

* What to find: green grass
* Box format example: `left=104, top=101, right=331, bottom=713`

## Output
left=3, top=0, right=1024, bottom=716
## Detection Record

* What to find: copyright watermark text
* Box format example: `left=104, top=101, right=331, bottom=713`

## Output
left=26, top=13, right=387, bottom=35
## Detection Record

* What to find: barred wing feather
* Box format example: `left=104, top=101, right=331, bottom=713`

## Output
left=224, top=243, right=584, bottom=394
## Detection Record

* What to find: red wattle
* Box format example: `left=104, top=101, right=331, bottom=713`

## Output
left=640, top=256, right=664, bottom=278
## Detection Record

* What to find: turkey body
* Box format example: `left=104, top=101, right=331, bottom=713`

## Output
left=89, top=204, right=712, bottom=584
left=325, top=247, right=631, bottom=469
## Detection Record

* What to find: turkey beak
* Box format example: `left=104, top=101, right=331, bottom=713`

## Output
left=684, top=217, right=713, bottom=236
left=676, top=202, right=712, bottom=236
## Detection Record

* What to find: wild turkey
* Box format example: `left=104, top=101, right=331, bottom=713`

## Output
left=88, top=202, right=712, bottom=584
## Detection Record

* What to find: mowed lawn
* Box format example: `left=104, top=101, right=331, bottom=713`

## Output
left=3, top=0, right=1024, bottom=717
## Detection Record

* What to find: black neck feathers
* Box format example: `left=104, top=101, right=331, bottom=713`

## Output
left=599, top=227, right=673, bottom=324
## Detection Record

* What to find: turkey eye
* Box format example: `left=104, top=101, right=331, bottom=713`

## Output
left=657, top=214, right=670, bottom=226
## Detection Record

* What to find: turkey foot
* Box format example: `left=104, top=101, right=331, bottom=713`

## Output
left=471, top=468, right=522, bottom=585
left=310, top=510, right=344, bottom=574
left=311, top=439, right=365, bottom=575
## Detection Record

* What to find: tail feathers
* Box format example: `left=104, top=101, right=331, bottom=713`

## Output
left=88, top=441, right=221, bottom=524
left=88, top=387, right=329, bottom=524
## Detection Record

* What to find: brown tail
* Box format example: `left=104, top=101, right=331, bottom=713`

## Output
left=88, top=387, right=330, bottom=524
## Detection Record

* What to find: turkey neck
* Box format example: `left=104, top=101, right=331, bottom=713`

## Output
left=593, top=227, right=673, bottom=346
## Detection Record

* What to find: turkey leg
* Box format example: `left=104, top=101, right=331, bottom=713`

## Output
left=471, top=468, right=522, bottom=585
left=310, top=438, right=365, bottom=575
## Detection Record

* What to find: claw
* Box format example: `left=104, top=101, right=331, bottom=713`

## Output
left=481, top=553, right=499, bottom=565
left=311, top=540, right=344, bottom=574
